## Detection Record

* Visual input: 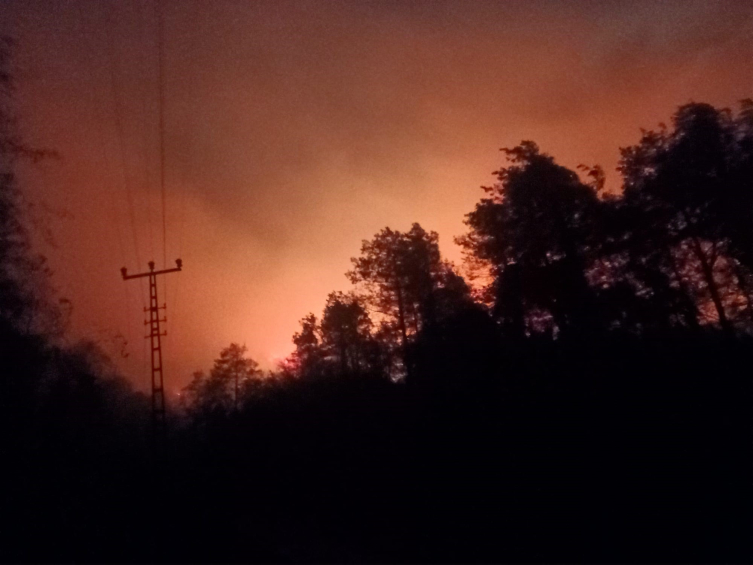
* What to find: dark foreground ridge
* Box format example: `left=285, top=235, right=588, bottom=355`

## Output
left=2, top=328, right=751, bottom=562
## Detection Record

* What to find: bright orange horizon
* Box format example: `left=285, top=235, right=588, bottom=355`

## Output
left=1, top=0, right=750, bottom=392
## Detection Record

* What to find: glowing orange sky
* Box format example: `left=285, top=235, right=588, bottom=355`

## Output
left=1, top=0, right=750, bottom=392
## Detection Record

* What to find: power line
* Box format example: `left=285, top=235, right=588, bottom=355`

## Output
left=105, top=0, right=145, bottom=280
left=102, top=0, right=152, bottom=385
left=170, top=0, right=201, bottom=350
left=71, top=2, right=159, bottom=390
left=134, top=0, right=157, bottom=263
left=75, top=3, right=128, bottom=273
left=156, top=0, right=167, bottom=273
left=176, top=0, right=200, bottom=263
left=75, top=3, right=139, bottom=371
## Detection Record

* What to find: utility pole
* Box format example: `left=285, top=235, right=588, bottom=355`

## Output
left=121, top=259, right=182, bottom=437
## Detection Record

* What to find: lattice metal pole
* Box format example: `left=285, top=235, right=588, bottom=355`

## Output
left=121, top=259, right=182, bottom=437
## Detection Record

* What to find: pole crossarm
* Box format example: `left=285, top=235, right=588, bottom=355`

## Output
left=121, top=259, right=182, bottom=280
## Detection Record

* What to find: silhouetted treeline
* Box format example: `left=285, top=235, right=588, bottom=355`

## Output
left=1, top=34, right=750, bottom=562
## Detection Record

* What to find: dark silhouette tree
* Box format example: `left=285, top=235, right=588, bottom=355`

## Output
left=320, top=291, right=379, bottom=376
left=0, top=37, right=60, bottom=337
left=587, top=192, right=700, bottom=332
left=282, top=293, right=387, bottom=379
left=214, top=343, right=262, bottom=409
left=181, top=344, right=262, bottom=415
left=618, top=102, right=753, bottom=332
left=458, top=141, right=601, bottom=338
left=348, top=223, right=468, bottom=374
left=283, top=313, right=325, bottom=379
left=721, top=99, right=753, bottom=273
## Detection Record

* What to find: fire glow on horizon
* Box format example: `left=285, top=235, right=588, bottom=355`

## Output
left=1, top=0, right=750, bottom=391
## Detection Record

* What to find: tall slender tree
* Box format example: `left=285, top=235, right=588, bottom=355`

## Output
left=320, top=291, right=374, bottom=375
left=182, top=344, right=262, bottom=414
left=348, top=223, right=466, bottom=372
left=285, top=313, right=324, bottom=379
